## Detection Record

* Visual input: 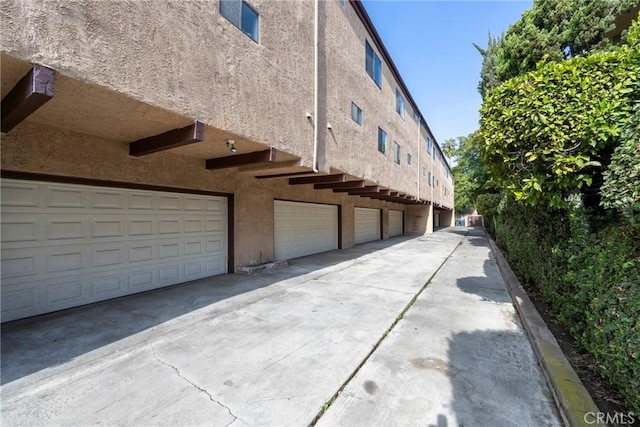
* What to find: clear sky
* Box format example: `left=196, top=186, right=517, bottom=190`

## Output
left=361, top=0, right=533, bottom=145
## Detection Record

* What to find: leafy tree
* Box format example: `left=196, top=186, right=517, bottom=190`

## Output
left=479, top=25, right=640, bottom=208
left=474, top=33, right=502, bottom=99
left=475, top=0, right=637, bottom=95
left=496, top=0, right=616, bottom=82
left=442, top=132, right=498, bottom=214
left=601, top=96, right=640, bottom=229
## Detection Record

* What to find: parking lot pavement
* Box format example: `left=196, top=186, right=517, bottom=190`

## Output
left=316, top=228, right=561, bottom=427
left=2, top=230, right=464, bottom=426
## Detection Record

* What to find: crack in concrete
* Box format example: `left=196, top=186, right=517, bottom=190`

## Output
left=151, top=346, right=241, bottom=426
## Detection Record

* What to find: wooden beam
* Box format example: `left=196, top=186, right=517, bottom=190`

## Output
left=1, top=64, right=55, bottom=133
left=206, top=148, right=276, bottom=170
left=289, top=173, right=346, bottom=185
left=335, top=185, right=377, bottom=193
left=346, top=186, right=380, bottom=195
left=255, top=171, right=315, bottom=179
left=130, top=121, right=204, bottom=156
left=314, top=180, right=364, bottom=190
left=238, top=159, right=300, bottom=173
left=359, top=189, right=391, bottom=197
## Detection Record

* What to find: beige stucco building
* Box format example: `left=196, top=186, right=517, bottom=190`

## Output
left=1, top=0, right=454, bottom=321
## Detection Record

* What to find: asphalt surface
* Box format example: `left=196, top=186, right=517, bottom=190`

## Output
left=0, top=228, right=560, bottom=426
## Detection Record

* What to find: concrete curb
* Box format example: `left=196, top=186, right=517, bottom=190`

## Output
left=487, top=234, right=600, bottom=427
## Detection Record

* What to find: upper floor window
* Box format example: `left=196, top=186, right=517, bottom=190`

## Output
left=413, top=110, right=419, bottom=122
left=425, top=136, right=432, bottom=154
left=396, top=89, right=405, bottom=119
left=407, top=153, right=412, bottom=165
left=378, top=127, right=387, bottom=155
left=434, top=148, right=438, bottom=160
left=428, top=172, right=432, bottom=186
left=220, top=0, right=259, bottom=42
left=366, top=41, right=382, bottom=88
left=351, top=102, right=362, bottom=125
left=393, top=142, right=401, bottom=164
left=422, top=167, right=426, bottom=176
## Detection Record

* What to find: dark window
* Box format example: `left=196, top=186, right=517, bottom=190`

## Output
left=396, top=89, right=405, bottom=119
left=428, top=172, right=432, bottom=186
left=393, top=142, right=401, bottom=164
left=220, top=0, right=259, bottom=42
left=366, top=41, right=382, bottom=87
left=351, top=102, right=362, bottom=125
left=426, top=137, right=432, bottom=154
left=407, top=153, right=412, bottom=165
left=378, top=127, right=387, bottom=154
left=413, top=110, right=419, bottom=122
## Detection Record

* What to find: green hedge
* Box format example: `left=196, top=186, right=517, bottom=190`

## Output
left=561, top=223, right=640, bottom=410
left=490, top=198, right=640, bottom=412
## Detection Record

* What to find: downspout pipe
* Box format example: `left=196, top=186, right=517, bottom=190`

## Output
left=416, top=119, right=421, bottom=200
left=312, top=0, right=319, bottom=173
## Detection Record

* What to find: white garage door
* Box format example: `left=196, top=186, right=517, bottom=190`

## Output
left=274, top=200, right=338, bottom=260
left=1, top=179, right=227, bottom=322
left=389, top=210, right=404, bottom=237
left=354, top=207, right=380, bottom=244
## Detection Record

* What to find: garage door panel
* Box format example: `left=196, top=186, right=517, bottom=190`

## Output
left=1, top=181, right=40, bottom=207
left=47, top=186, right=86, bottom=208
left=92, top=274, right=126, bottom=298
left=1, top=179, right=228, bottom=322
left=92, top=190, right=124, bottom=209
left=92, top=219, right=123, bottom=238
left=128, top=193, right=155, bottom=210
left=354, top=208, right=380, bottom=244
left=274, top=201, right=338, bottom=261
left=1, top=249, right=41, bottom=279
left=389, top=210, right=403, bottom=237
left=1, top=216, right=40, bottom=242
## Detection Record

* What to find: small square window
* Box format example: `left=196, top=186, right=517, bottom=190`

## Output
left=393, top=142, right=401, bottom=164
left=221, top=0, right=259, bottom=42
left=407, top=153, right=412, bottom=165
left=366, top=41, right=382, bottom=88
left=378, top=127, right=387, bottom=155
left=396, top=89, right=405, bottom=119
left=351, top=102, right=362, bottom=125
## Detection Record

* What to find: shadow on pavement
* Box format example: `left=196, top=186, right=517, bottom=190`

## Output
left=1, top=235, right=416, bottom=386
left=431, top=330, right=559, bottom=427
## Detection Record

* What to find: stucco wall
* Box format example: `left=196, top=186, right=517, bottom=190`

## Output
left=1, top=0, right=316, bottom=166
left=322, top=1, right=419, bottom=196
left=1, top=0, right=454, bottom=209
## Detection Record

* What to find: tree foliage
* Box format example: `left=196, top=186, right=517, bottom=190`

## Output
left=601, top=101, right=640, bottom=228
left=479, top=27, right=640, bottom=208
left=474, top=33, right=502, bottom=99
left=496, top=0, right=616, bottom=82
left=474, top=0, right=637, bottom=98
left=442, top=132, right=498, bottom=214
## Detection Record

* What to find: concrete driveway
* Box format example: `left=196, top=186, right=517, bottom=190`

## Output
left=1, top=228, right=560, bottom=426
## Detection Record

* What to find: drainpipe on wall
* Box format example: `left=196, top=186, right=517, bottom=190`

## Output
left=416, top=119, right=421, bottom=200
left=312, top=0, right=319, bottom=173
